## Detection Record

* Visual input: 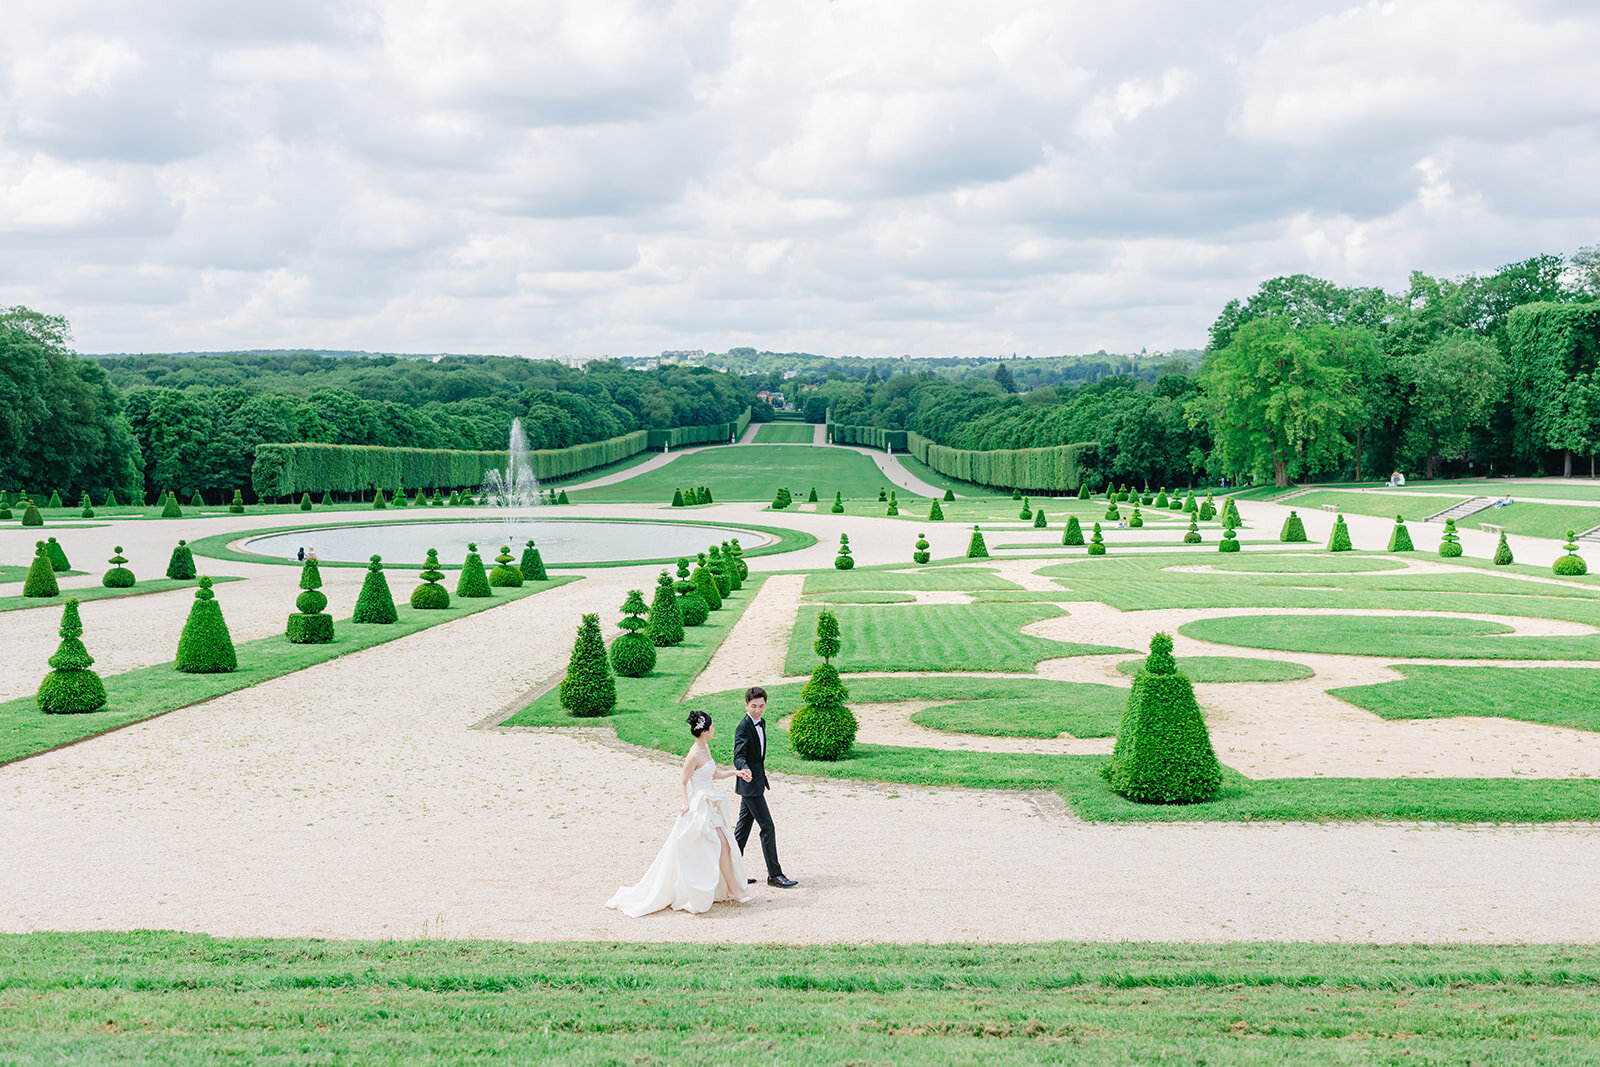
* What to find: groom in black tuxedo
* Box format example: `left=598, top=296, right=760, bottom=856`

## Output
left=733, top=686, right=798, bottom=888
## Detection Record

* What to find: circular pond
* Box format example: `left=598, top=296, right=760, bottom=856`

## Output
left=243, top=519, right=771, bottom=567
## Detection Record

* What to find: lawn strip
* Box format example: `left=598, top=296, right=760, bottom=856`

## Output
left=1332, top=665, right=1600, bottom=732
left=0, top=576, right=242, bottom=614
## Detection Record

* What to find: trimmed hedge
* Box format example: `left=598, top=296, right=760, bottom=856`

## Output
left=1437, top=518, right=1461, bottom=558
left=175, top=577, right=237, bottom=673
left=411, top=549, right=452, bottom=609
left=456, top=544, right=492, bottom=598
left=1280, top=510, right=1307, bottom=542
left=1127, top=506, right=1141, bottom=529
left=966, top=526, right=988, bottom=558
left=102, top=546, right=135, bottom=588
left=928, top=499, right=944, bottom=521
left=647, top=570, right=685, bottom=647
left=229, top=489, right=246, bottom=514
left=834, top=533, right=855, bottom=570
left=1062, top=514, right=1084, bottom=546
left=79, top=493, right=94, bottom=519
left=1183, top=520, right=1201, bottom=544
left=1493, top=531, right=1514, bottom=566
left=912, top=533, right=930, bottom=564
left=44, top=537, right=70, bottom=572
left=828, top=423, right=909, bottom=451
left=645, top=409, right=750, bottom=450
left=692, top=562, right=722, bottom=611
left=489, top=546, right=525, bottom=587
left=21, top=499, right=42, bottom=526
left=1101, top=633, right=1222, bottom=804
left=372, top=489, right=388, bottom=509
left=708, top=547, right=732, bottom=596
left=675, top=558, right=709, bottom=626
left=560, top=613, right=616, bottom=716
left=287, top=558, right=335, bottom=644
left=166, top=540, right=196, bottom=580
left=907, top=433, right=1099, bottom=493
left=23, top=545, right=59, bottom=597
left=609, top=589, right=657, bottom=677
left=1088, top=522, right=1106, bottom=555
left=520, top=541, right=548, bottom=581
left=789, top=610, right=856, bottom=761
left=352, top=556, right=399, bottom=623
left=1388, top=516, right=1414, bottom=552
left=1217, top=528, right=1240, bottom=552
left=830, top=491, right=844, bottom=514
left=161, top=492, right=182, bottom=518
left=1328, top=515, right=1353, bottom=552
left=1032, top=508, right=1047, bottom=528
left=37, top=598, right=107, bottom=714
left=300, top=493, right=313, bottom=511
left=1554, top=531, right=1588, bottom=576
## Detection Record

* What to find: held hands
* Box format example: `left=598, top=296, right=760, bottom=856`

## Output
left=736, top=768, right=752, bottom=782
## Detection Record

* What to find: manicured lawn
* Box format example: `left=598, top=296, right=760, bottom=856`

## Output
left=6, top=933, right=1600, bottom=1064
left=785, top=603, right=1129, bottom=674
left=1201, top=554, right=1405, bottom=573
left=802, top=566, right=1019, bottom=592
left=752, top=423, right=817, bottom=444
left=800, top=591, right=916, bottom=604
left=1180, top=612, right=1600, bottom=661
left=570, top=444, right=913, bottom=503
left=0, top=576, right=241, bottom=614
left=1288, top=489, right=1468, bottom=521
left=1287, top=491, right=1600, bottom=540
left=0, top=578, right=577, bottom=766
left=906, top=683, right=1126, bottom=738
left=1115, top=656, right=1315, bottom=682
left=1469, top=502, right=1600, bottom=540
left=1333, top=665, right=1600, bottom=732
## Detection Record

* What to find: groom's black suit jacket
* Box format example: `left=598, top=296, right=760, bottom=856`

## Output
left=732, top=714, right=768, bottom=797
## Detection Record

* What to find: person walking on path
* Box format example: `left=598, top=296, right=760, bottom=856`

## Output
left=733, top=686, right=798, bottom=888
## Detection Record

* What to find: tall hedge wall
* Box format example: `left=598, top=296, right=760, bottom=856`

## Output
left=829, top=423, right=909, bottom=451
left=251, top=432, right=647, bottom=497
left=907, top=432, right=1101, bottom=492
left=1507, top=300, right=1600, bottom=461
left=645, top=408, right=750, bottom=450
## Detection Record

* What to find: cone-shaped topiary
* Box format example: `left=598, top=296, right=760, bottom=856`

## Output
left=447, top=490, right=460, bottom=507
left=166, top=539, right=195, bottom=579
left=768, top=488, right=785, bottom=509
left=1183, top=519, right=1202, bottom=544
left=647, top=570, right=685, bottom=646
left=520, top=540, right=547, bottom=581
left=1128, top=506, right=1142, bottom=529
left=413, top=488, right=427, bottom=507
left=23, top=544, right=59, bottom=597
left=1062, top=514, right=1084, bottom=545
left=1104, top=501, right=1121, bottom=521
left=456, top=543, right=492, bottom=597
left=102, top=546, right=135, bottom=588
left=1183, top=492, right=1197, bottom=514
left=103, top=489, right=119, bottom=507
left=373, top=488, right=387, bottom=509
left=47, top=490, right=63, bottom=509
left=675, top=557, right=709, bottom=626
left=393, top=487, right=407, bottom=507
left=1077, top=484, right=1090, bottom=500
left=37, top=598, right=107, bottom=714
left=22, top=498, right=42, bottom=525
left=45, top=537, right=70, bottom=571
left=560, top=613, right=616, bottom=716
left=830, top=491, right=844, bottom=514
left=929, top=498, right=944, bottom=521
left=322, top=491, right=335, bottom=506
left=693, top=562, right=723, bottom=611
left=1012, top=487, right=1022, bottom=501
left=1328, top=514, right=1353, bottom=552
left=609, top=589, right=656, bottom=676
left=161, top=491, right=182, bottom=518
left=287, top=558, right=335, bottom=643
left=708, top=546, right=732, bottom=596
left=1280, top=510, right=1307, bottom=542
left=1388, top=516, right=1414, bottom=552
left=1554, top=531, right=1588, bottom=576
left=808, top=487, right=819, bottom=503
left=1118, top=484, right=1130, bottom=501
left=1156, top=488, right=1169, bottom=508
left=188, top=490, right=204, bottom=508
left=1088, top=522, right=1106, bottom=555
left=1437, top=518, right=1461, bottom=558
left=1102, top=633, right=1222, bottom=803
left=175, top=577, right=237, bottom=673
left=557, top=490, right=570, bottom=504
left=352, top=555, right=398, bottom=623
left=1493, top=531, right=1514, bottom=566
left=489, top=545, right=524, bottom=587
left=1198, top=494, right=1216, bottom=521
left=1218, top=528, right=1240, bottom=552
left=966, top=525, right=988, bottom=558
left=834, top=533, right=855, bottom=570
left=79, top=492, right=94, bottom=519
left=671, top=487, right=685, bottom=507
left=229, top=489, right=246, bottom=514
left=300, top=492, right=313, bottom=511
left=913, top=533, right=930, bottom=564
left=790, top=609, right=857, bottom=761
left=411, top=548, right=451, bottom=609
left=1033, top=508, right=1047, bottom=528
left=943, top=487, right=955, bottom=502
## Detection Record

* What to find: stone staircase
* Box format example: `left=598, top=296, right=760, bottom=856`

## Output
left=1424, top=497, right=1495, bottom=524
left=1272, top=488, right=1316, bottom=503
left=1578, top=523, right=1600, bottom=543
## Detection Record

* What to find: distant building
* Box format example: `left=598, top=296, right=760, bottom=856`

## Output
left=661, top=349, right=705, bottom=361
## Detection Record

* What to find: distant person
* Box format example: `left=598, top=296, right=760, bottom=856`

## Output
left=306, top=547, right=318, bottom=561
left=1387, top=470, right=1406, bottom=488
left=1495, top=495, right=1513, bottom=508
left=297, top=547, right=306, bottom=562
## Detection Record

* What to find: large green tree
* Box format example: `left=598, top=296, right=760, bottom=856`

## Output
left=1397, top=332, right=1506, bottom=478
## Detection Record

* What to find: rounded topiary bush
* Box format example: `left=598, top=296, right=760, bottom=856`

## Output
left=929, top=499, right=944, bottom=521
left=1437, top=518, right=1461, bottom=558
left=1328, top=515, right=1353, bottom=552
left=37, top=599, right=107, bottom=714
left=675, top=557, right=709, bottom=626
left=560, top=613, right=616, bottom=717
left=0, top=502, right=12, bottom=520
left=166, top=539, right=195, bottom=580
left=22, top=499, right=43, bottom=526
left=878, top=488, right=888, bottom=503
left=913, top=533, right=930, bottom=564
left=1062, top=514, right=1084, bottom=546
left=1088, top=522, right=1106, bottom=555
left=456, top=543, right=492, bottom=597
left=1033, top=508, right=1048, bottom=529
left=1554, top=532, right=1587, bottom=576
left=1388, top=516, right=1414, bottom=552
left=1012, top=488, right=1022, bottom=501
left=830, top=491, right=845, bottom=514
left=175, top=577, right=237, bottom=673
left=966, top=525, right=988, bottom=558
left=1104, top=501, right=1121, bottom=521
left=790, top=610, right=856, bottom=761
left=287, top=558, right=335, bottom=643
left=393, top=487, right=407, bottom=508
left=886, top=491, right=899, bottom=516
left=352, top=555, right=398, bottom=624
left=1280, top=510, right=1307, bottom=542
left=1128, top=506, right=1142, bottom=529
left=609, top=589, right=657, bottom=677
left=23, top=545, right=59, bottom=597
left=520, top=540, right=547, bottom=581
left=489, top=545, right=525, bottom=587
left=1493, top=531, right=1514, bottom=566
left=1217, top=529, right=1240, bottom=552
left=1018, top=498, right=1032, bottom=520
left=1183, top=520, right=1201, bottom=544
left=834, top=533, right=854, bottom=570
left=411, top=548, right=451, bottom=609
left=1101, top=633, right=1222, bottom=803
left=45, top=537, right=70, bottom=572
left=80, top=493, right=94, bottom=519
left=769, top=487, right=788, bottom=510
left=1198, top=494, right=1217, bottom=521
left=102, top=546, right=135, bottom=588
left=229, top=489, right=246, bottom=514
left=647, top=570, right=685, bottom=647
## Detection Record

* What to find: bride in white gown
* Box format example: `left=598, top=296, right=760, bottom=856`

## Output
left=606, top=711, right=755, bottom=916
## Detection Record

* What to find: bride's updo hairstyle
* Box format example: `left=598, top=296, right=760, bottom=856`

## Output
left=687, top=710, right=712, bottom=737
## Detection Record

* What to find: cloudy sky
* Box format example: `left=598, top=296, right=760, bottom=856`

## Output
left=2, top=0, right=1597, bottom=358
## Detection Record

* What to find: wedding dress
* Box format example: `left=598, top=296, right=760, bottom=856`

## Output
left=606, top=759, right=749, bottom=917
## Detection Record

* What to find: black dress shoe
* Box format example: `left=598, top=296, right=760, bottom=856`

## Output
left=767, top=875, right=798, bottom=888
left=747, top=878, right=757, bottom=884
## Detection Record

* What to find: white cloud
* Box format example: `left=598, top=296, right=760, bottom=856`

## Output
left=0, top=0, right=1595, bottom=357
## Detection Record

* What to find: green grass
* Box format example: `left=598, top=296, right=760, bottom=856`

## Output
left=801, top=591, right=916, bottom=604
left=571, top=444, right=913, bottom=503
left=1372, top=479, right=1600, bottom=501
left=1333, top=665, right=1600, bottom=732
left=1288, top=491, right=1600, bottom=540
left=752, top=423, right=817, bottom=444
left=786, top=603, right=1129, bottom=674
left=1197, top=554, right=1406, bottom=573
left=1287, top=489, right=1470, bottom=522
left=0, top=578, right=577, bottom=767
left=6, top=933, right=1600, bottom=1065
left=906, top=684, right=1125, bottom=738
left=1115, top=656, right=1315, bottom=682
left=1180, top=613, right=1600, bottom=661
left=1469, top=502, right=1600, bottom=540
left=0, top=577, right=242, bottom=614
left=802, top=567, right=1019, bottom=592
